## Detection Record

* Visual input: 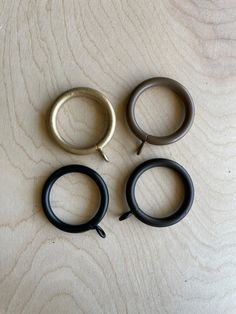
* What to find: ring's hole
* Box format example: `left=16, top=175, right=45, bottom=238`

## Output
left=135, top=167, right=185, bottom=218
left=50, top=173, right=101, bottom=225
left=135, top=86, right=185, bottom=136
left=57, top=96, right=108, bottom=148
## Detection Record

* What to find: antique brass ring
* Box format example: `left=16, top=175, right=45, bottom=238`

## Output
left=50, top=87, right=116, bottom=161
left=127, top=77, right=195, bottom=154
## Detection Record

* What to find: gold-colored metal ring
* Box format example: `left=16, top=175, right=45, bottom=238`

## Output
left=49, top=87, right=116, bottom=161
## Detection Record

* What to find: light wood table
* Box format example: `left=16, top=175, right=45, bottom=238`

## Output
left=1, top=1, right=235, bottom=313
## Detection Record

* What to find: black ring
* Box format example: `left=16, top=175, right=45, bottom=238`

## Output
left=42, top=165, right=109, bottom=238
left=119, top=158, right=194, bottom=227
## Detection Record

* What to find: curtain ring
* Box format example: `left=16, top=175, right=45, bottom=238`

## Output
left=49, top=88, right=116, bottom=162
left=119, top=158, right=194, bottom=227
left=127, top=77, right=195, bottom=154
left=41, top=165, right=109, bottom=238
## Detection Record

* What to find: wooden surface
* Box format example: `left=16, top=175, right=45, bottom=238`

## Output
left=1, top=1, right=236, bottom=313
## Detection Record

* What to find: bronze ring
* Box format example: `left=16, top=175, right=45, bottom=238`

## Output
left=119, top=158, right=194, bottom=227
left=127, top=77, right=195, bottom=154
left=50, top=87, right=116, bottom=161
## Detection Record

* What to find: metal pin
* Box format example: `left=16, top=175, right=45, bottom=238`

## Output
left=119, top=211, right=133, bottom=221
left=94, top=225, right=106, bottom=238
left=137, top=140, right=146, bottom=155
left=98, top=148, right=109, bottom=162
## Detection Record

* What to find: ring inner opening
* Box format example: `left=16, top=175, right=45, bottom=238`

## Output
left=134, top=86, right=185, bottom=137
left=57, top=96, right=109, bottom=149
left=49, top=173, right=101, bottom=225
left=135, top=167, right=185, bottom=218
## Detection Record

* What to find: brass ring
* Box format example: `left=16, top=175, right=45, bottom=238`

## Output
left=127, top=77, right=195, bottom=154
left=50, top=88, right=116, bottom=161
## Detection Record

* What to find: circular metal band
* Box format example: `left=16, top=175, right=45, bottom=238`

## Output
left=41, top=165, right=109, bottom=238
left=127, top=77, right=195, bottom=154
left=50, top=88, right=116, bottom=161
left=120, top=158, right=194, bottom=227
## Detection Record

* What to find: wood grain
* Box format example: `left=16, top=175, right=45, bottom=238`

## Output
left=1, top=1, right=236, bottom=313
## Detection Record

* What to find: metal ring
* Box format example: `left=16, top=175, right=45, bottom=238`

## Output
left=127, top=77, right=195, bottom=154
left=50, top=88, right=116, bottom=161
left=41, top=165, right=109, bottom=238
left=119, top=158, right=194, bottom=227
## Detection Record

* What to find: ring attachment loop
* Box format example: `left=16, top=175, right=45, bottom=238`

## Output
left=50, top=87, right=116, bottom=161
left=127, top=77, right=195, bottom=154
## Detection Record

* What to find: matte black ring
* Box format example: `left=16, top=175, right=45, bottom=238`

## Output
left=119, top=158, right=194, bottom=227
left=127, top=77, right=195, bottom=154
left=42, top=165, right=109, bottom=238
